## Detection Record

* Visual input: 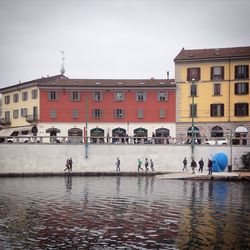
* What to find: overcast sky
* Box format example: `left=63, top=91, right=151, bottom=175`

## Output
left=0, top=0, right=250, bottom=88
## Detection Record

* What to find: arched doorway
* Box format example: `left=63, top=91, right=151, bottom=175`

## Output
left=155, top=128, right=170, bottom=144
left=187, top=126, right=201, bottom=144
left=46, top=127, right=61, bottom=143
left=234, top=125, right=248, bottom=145
left=211, top=126, right=224, bottom=137
left=133, top=127, right=148, bottom=143
left=68, top=128, right=83, bottom=144
left=90, top=127, right=104, bottom=143
left=112, top=128, right=126, bottom=143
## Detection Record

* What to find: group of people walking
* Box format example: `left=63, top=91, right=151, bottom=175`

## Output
left=183, top=157, right=213, bottom=175
left=115, top=157, right=155, bottom=172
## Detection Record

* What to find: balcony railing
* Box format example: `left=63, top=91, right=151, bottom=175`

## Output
left=26, top=114, right=40, bottom=123
left=0, top=118, right=11, bottom=126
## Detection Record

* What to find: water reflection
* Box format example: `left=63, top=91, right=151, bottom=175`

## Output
left=0, top=177, right=249, bottom=249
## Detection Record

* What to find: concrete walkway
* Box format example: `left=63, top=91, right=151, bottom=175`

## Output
left=157, top=171, right=250, bottom=181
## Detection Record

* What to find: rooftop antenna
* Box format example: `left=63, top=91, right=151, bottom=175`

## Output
left=60, top=51, right=65, bottom=75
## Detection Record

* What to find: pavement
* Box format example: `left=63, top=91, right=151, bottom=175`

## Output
left=157, top=171, right=250, bottom=181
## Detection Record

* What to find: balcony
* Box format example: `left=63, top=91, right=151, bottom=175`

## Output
left=26, top=114, right=40, bottom=123
left=0, top=118, right=11, bottom=126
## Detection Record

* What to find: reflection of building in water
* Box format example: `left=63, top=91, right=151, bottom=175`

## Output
left=177, top=181, right=249, bottom=249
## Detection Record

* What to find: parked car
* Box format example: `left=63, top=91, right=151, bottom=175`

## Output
left=205, top=139, right=229, bottom=145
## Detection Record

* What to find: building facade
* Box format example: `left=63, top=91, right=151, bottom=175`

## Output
left=174, top=46, right=250, bottom=144
left=0, top=76, right=176, bottom=141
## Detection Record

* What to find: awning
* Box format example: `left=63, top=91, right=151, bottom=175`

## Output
left=46, top=128, right=61, bottom=133
left=0, top=128, right=16, bottom=136
left=12, top=126, right=33, bottom=132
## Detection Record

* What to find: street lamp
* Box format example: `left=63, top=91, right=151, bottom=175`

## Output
left=190, top=78, right=196, bottom=160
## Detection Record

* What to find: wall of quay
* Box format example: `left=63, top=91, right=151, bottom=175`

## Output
left=0, top=144, right=249, bottom=174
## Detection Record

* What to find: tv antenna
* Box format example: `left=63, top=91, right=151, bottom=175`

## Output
left=60, top=51, right=65, bottom=74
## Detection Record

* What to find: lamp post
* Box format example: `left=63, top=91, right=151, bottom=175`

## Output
left=191, top=78, right=195, bottom=160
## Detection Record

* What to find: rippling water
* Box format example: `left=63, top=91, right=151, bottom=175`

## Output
left=0, top=176, right=249, bottom=249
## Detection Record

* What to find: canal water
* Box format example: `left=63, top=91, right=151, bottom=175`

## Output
left=0, top=176, right=249, bottom=249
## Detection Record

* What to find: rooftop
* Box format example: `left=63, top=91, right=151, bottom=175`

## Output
left=174, top=46, right=250, bottom=62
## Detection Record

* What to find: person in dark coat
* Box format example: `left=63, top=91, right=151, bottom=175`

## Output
left=145, top=158, right=149, bottom=171
left=183, top=157, right=188, bottom=171
left=208, top=159, right=213, bottom=175
left=64, top=158, right=70, bottom=172
left=116, top=157, right=121, bottom=171
left=191, top=159, right=197, bottom=174
left=198, top=158, right=204, bottom=173
left=150, top=159, right=154, bottom=171
left=69, top=157, right=73, bottom=171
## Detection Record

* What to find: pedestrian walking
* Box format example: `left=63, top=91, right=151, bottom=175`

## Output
left=208, top=159, right=213, bottom=175
left=116, top=157, right=121, bottom=171
left=183, top=157, right=188, bottom=171
left=138, top=159, right=143, bottom=171
left=64, top=158, right=70, bottom=172
left=198, top=158, right=204, bottom=173
left=69, top=157, right=73, bottom=171
left=145, top=158, right=149, bottom=171
left=150, top=159, right=154, bottom=171
left=191, top=159, right=197, bottom=174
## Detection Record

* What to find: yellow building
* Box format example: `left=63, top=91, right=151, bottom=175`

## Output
left=174, top=46, right=250, bottom=144
left=0, top=75, right=63, bottom=136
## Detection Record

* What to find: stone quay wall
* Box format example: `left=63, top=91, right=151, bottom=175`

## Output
left=0, top=144, right=249, bottom=174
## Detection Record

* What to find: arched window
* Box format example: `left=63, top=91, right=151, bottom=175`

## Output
left=133, top=127, right=148, bottom=137
left=155, top=128, right=170, bottom=137
left=187, top=127, right=200, bottom=137
left=211, top=126, right=223, bottom=137
left=155, top=128, right=170, bottom=144
left=46, top=127, right=61, bottom=143
left=234, top=125, right=248, bottom=145
left=90, top=127, right=104, bottom=143
left=68, top=128, right=83, bottom=144
left=112, top=128, right=126, bottom=143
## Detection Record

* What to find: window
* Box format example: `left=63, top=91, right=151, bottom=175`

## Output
left=92, top=109, right=102, bottom=118
left=160, top=109, right=166, bottom=118
left=50, top=109, right=57, bottom=119
left=235, top=103, right=249, bottom=116
left=13, top=109, right=19, bottom=119
left=158, top=91, right=168, bottom=101
left=137, top=109, right=144, bottom=119
left=210, top=104, right=224, bottom=117
left=32, top=89, right=38, bottom=99
left=115, top=91, right=124, bottom=101
left=5, top=111, right=10, bottom=121
left=211, top=66, right=224, bottom=80
left=190, top=84, right=197, bottom=96
left=114, top=109, right=124, bottom=118
left=70, top=91, right=80, bottom=101
left=93, top=91, right=103, bottom=101
left=187, top=68, right=200, bottom=81
left=4, top=95, right=10, bottom=104
left=13, top=93, right=19, bottom=103
left=22, top=91, right=28, bottom=101
left=136, top=91, right=146, bottom=101
left=72, top=109, right=79, bottom=119
left=190, top=104, right=197, bottom=117
left=48, top=91, right=58, bottom=101
left=235, top=82, right=249, bottom=95
left=21, top=108, right=28, bottom=117
left=213, top=83, right=221, bottom=96
left=211, top=126, right=224, bottom=137
left=235, top=65, right=249, bottom=79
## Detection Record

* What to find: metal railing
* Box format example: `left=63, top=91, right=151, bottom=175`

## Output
left=0, top=135, right=248, bottom=145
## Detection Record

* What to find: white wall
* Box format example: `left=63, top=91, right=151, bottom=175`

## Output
left=0, top=144, right=248, bottom=173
